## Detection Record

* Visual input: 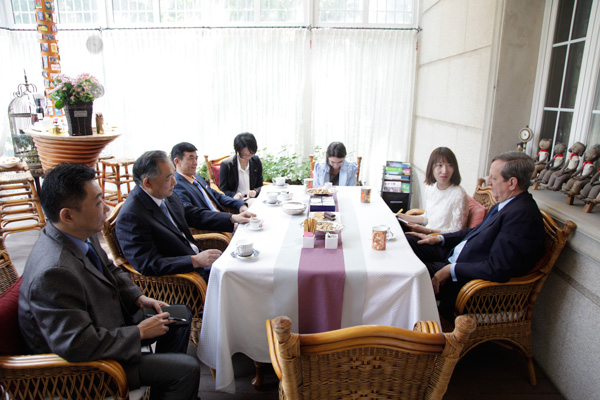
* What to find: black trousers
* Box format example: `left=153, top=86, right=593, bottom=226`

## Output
left=406, top=235, right=468, bottom=322
left=124, top=306, right=201, bottom=400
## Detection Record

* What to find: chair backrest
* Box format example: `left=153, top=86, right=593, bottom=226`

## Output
left=267, top=315, right=476, bottom=400
left=530, top=210, right=576, bottom=275
left=472, top=177, right=496, bottom=213
left=0, top=237, right=18, bottom=295
left=204, top=154, right=230, bottom=187
left=308, top=155, right=362, bottom=185
left=101, top=202, right=130, bottom=269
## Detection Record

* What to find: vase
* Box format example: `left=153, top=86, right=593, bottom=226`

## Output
left=64, top=102, right=94, bottom=136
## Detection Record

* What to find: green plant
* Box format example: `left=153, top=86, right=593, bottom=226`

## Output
left=48, top=73, right=104, bottom=108
left=259, top=146, right=311, bottom=184
left=197, top=160, right=209, bottom=180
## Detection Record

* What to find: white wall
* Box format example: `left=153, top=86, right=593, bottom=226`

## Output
left=412, top=0, right=499, bottom=207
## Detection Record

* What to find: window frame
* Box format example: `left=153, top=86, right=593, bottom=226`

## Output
left=530, top=0, right=600, bottom=155
left=3, top=0, right=419, bottom=29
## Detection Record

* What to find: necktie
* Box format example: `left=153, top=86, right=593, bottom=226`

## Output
left=447, top=204, right=499, bottom=263
left=160, top=201, right=174, bottom=224
left=193, top=179, right=219, bottom=211
left=86, top=241, right=104, bottom=274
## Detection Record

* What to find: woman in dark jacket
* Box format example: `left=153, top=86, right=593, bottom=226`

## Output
left=219, top=132, right=263, bottom=199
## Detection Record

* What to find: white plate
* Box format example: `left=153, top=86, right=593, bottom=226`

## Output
left=263, top=199, right=281, bottom=207
left=315, top=221, right=344, bottom=234
left=306, top=188, right=336, bottom=196
left=0, top=157, right=20, bottom=168
left=231, top=249, right=260, bottom=259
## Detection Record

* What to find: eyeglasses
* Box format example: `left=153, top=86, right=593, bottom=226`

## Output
left=239, top=151, right=255, bottom=159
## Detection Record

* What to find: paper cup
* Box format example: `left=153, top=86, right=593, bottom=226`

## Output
left=361, top=186, right=371, bottom=203
left=372, top=225, right=387, bottom=251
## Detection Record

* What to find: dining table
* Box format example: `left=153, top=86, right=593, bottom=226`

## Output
left=197, top=184, right=439, bottom=393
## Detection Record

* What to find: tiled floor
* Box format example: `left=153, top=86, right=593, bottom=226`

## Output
left=7, top=230, right=566, bottom=400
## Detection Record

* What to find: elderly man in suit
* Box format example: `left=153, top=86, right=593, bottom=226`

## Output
left=406, top=151, right=545, bottom=320
left=171, top=142, right=249, bottom=233
left=116, top=150, right=253, bottom=279
left=18, top=163, right=201, bottom=400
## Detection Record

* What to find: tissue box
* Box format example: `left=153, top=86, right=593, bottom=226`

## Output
left=309, top=197, right=336, bottom=212
left=325, top=233, right=338, bottom=249
left=302, top=232, right=315, bottom=248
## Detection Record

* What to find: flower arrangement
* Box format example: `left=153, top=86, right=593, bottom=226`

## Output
left=48, top=73, right=104, bottom=108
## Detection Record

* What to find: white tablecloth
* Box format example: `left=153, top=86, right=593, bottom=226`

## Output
left=197, top=185, right=439, bottom=393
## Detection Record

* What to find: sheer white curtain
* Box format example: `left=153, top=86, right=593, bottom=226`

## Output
left=310, top=29, right=416, bottom=187
left=1, top=27, right=416, bottom=188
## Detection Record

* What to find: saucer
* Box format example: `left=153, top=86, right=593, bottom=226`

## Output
left=231, top=249, right=260, bottom=260
left=274, top=183, right=289, bottom=189
left=263, top=199, right=281, bottom=206
left=247, top=224, right=263, bottom=231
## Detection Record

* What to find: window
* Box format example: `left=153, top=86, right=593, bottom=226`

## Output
left=318, top=0, right=416, bottom=27
left=7, top=0, right=416, bottom=28
left=11, top=0, right=36, bottom=24
left=57, top=0, right=100, bottom=24
left=533, top=0, right=600, bottom=161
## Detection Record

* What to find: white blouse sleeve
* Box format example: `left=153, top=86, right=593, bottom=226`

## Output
left=444, top=189, right=469, bottom=233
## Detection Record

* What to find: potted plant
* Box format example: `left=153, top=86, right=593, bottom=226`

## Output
left=48, top=73, right=104, bottom=136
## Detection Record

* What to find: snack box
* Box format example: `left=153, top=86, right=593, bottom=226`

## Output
left=309, top=196, right=336, bottom=212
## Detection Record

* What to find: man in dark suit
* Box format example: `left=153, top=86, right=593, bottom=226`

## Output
left=406, top=151, right=545, bottom=320
left=19, top=163, right=201, bottom=400
left=116, top=150, right=237, bottom=279
left=171, top=142, right=251, bottom=233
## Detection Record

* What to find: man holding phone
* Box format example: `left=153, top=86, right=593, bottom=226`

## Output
left=19, top=163, right=201, bottom=400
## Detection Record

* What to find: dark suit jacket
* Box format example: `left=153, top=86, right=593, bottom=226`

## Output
left=219, top=155, right=263, bottom=198
left=443, top=191, right=545, bottom=283
left=19, top=223, right=145, bottom=386
left=174, top=172, right=245, bottom=213
left=116, top=185, right=233, bottom=276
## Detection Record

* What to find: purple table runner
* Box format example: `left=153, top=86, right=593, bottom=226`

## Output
left=297, top=194, right=345, bottom=334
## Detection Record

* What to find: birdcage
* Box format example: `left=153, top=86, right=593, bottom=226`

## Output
left=7, top=76, right=43, bottom=189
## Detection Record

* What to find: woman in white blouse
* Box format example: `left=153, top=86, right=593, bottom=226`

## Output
left=397, top=147, right=468, bottom=234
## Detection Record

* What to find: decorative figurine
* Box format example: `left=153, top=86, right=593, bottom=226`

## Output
left=578, top=169, right=600, bottom=213
left=563, top=145, right=600, bottom=204
left=546, top=141, right=586, bottom=191
left=532, top=142, right=567, bottom=189
left=531, top=138, right=552, bottom=180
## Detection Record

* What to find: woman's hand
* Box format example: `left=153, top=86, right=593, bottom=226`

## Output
left=248, top=190, right=257, bottom=198
left=233, top=192, right=244, bottom=200
left=408, top=223, right=434, bottom=235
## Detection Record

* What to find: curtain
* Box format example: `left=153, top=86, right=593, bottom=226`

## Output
left=0, top=27, right=416, bottom=188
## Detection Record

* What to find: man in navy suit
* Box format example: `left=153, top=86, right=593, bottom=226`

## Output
left=117, top=150, right=232, bottom=279
left=171, top=142, right=252, bottom=233
left=407, top=151, right=545, bottom=320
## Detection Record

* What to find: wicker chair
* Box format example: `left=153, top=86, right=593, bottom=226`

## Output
left=0, top=237, right=149, bottom=400
left=267, top=315, right=476, bottom=400
left=204, top=154, right=230, bottom=187
left=308, top=155, right=362, bottom=185
left=447, top=210, right=576, bottom=385
left=102, top=202, right=230, bottom=347
left=472, top=177, right=496, bottom=212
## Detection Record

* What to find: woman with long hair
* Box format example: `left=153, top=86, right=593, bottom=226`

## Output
left=397, top=147, right=468, bottom=234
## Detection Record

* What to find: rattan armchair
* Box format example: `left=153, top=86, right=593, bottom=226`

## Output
left=0, top=237, right=148, bottom=400
left=267, top=315, right=476, bottom=400
left=204, top=154, right=230, bottom=187
left=102, top=202, right=229, bottom=347
left=448, top=210, right=576, bottom=385
left=472, top=177, right=496, bottom=212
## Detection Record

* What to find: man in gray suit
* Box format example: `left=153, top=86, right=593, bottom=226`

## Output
left=18, top=163, right=201, bottom=400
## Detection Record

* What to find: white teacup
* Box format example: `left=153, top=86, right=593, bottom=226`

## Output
left=267, top=191, right=279, bottom=203
left=279, top=190, right=290, bottom=199
left=324, top=182, right=333, bottom=190
left=236, top=239, right=254, bottom=257
left=275, top=177, right=286, bottom=186
left=249, top=217, right=260, bottom=229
